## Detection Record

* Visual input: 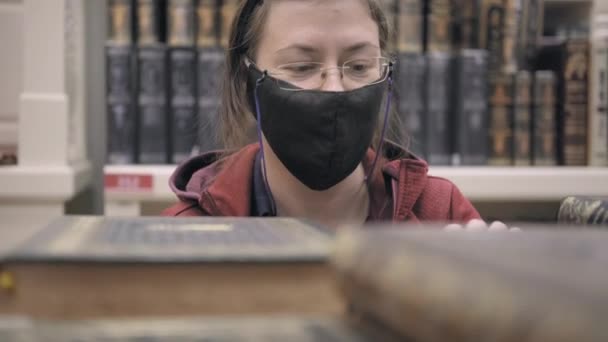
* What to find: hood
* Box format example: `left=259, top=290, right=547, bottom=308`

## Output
left=169, top=143, right=429, bottom=218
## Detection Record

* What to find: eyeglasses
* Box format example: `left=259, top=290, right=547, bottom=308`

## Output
left=248, top=57, right=394, bottom=91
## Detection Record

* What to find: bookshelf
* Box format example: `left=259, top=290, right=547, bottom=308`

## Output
left=0, top=0, right=105, bottom=222
left=104, top=164, right=608, bottom=216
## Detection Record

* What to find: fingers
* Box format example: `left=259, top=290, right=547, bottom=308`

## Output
left=443, top=220, right=523, bottom=232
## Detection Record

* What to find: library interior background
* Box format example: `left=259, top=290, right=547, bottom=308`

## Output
left=0, top=0, right=608, bottom=339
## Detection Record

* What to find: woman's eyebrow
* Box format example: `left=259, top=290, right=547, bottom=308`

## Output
left=344, top=42, right=380, bottom=53
left=276, top=44, right=318, bottom=54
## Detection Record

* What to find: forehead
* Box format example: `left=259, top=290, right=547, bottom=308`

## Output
left=259, top=0, right=379, bottom=53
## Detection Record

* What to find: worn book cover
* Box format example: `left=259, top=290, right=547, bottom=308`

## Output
left=425, top=52, right=451, bottom=165
left=451, top=49, right=488, bottom=165
left=532, top=70, right=557, bottom=166
left=426, top=0, right=451, bottom=53
left=397, top=52, right=427, bottom=158
left=589, top=23, right=608, bottom=166
left=488, top=72, right=514, bottom=166
left=479, top=0, right=505, bottom=72
left=333, top=226, right=608, bottom=342
left=558, top=196, right=608, bottom=225
left=136, top=0, right=170, bottom=164
left=513, top=71, right=532, bottom=166
left=1, top=217, right=339, bottom=318
left=397, top=0, right=423, bottom=53
left=537, top=38, right=590, bottom=165
left=168, top=0, right=198, bottom=164
left=106, top=1, right=137, bottom=164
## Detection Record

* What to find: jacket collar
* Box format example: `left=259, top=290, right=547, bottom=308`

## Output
left=169, top=143, right=428, bottom=220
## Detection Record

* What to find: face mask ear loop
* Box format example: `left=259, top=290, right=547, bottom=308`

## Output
left=254, top=71, right=278, bottom=215
left=365, top=76, right=393, bottom=186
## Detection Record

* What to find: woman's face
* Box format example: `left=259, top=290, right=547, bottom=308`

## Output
left=254, top=0, right=381, bottom=92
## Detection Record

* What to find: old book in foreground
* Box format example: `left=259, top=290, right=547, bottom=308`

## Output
left=1, top=216, right=339, bottom=319
left=558, top=196, right=608, bottom=225
left=333, top=227, right=608, bottom=342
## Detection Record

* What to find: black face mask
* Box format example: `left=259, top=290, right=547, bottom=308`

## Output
left=246, top=64, right=389, bottom=191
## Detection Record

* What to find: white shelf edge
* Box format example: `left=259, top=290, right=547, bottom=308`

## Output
left=104, top=164, right=608, bottom=203
left=0, top=161, right=92, bottom=201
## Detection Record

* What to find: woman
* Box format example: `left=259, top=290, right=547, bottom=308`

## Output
left=163, top=0, right=497, bottom=231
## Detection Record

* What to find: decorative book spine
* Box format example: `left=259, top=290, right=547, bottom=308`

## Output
left=219, top=0, right=238, bottom=49
left=513, top=71, right=532, bottom=166
left=397, top=0, right=423, bottom=53
left=107, top=0, right=138, bottom=164
left=425, top=52, right=451, bottom=165
left=197, top=0, right=223, bottom=152
left=451, top=49, right=489, bottom=165
left=451, top=0, right=480, bottom=50
left=168, top=0, right=197, bottom=164
left=532, top=71, right=557, bottom=166
left=397, top=53, right=427, bottom=158
left=488, top=72, right=515, bottom=166
left=589, top=15, right=608, bottom=166
left=426, top=0, right=451, bottom=53
left=136, top=0, right=169, bottom=164
left=480, top=0, right=505, bottom=72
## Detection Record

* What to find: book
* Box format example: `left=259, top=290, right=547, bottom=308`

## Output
left=502, top=0, right=518, bottom=72
left=450, top=0, right=480, bottom=50
left=197, top=0, right=224, bottom=153
left=558, top=196, right=608, bottom=225
left=589, top=15, right=608, bottom=166
left=0, top=316, right=391, bottom=341
left=397, top=53, right=426, bottom=158
left=1, top=216, right=339, bottom=319
left=220, top=0, right=238, bottom=49
left=513, top=71, right=532, bottom=166
left=136, top=0, right=170, bottom=164
left=518, top=0, right=544, bottom=70
left=479, top=0, right=505, bottom=72
left=425, top=52, right=451, bottom=165
left=106, top=0, right=137, bottom=164
left=168, top=0, right=198, bottom=164
left=488, top=72, right=515, bottom=166
left=333, top=226, right=608, bottom=341
left=536, top=38, right=590, bottom=166
left=426, top=0, right=451, bottom=53
left=397, top=0, right=423, bottom=53
left=451, top=49, right=488, bottom=165
left=378, top=0, right=398, bottom=50
left=532, top=70, right=557, bottom=166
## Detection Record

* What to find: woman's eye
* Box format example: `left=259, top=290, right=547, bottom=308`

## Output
left=286, top=64, right=317, bottom=73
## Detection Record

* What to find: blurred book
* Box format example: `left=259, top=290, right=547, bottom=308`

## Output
left=513, top=70, right=532, bottom=166
left=488, top=71, right=515, bottom=166
left=532, top=70, right=557, bottom=165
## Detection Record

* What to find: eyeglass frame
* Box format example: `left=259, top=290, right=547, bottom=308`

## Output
left=244, top=56, right=396, bottom=91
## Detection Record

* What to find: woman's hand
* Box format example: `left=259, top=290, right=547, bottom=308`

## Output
left=444, top=219, right=521, bottom=232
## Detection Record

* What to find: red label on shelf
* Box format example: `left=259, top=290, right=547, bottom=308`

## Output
left=105, top=174, right=153, bottom=191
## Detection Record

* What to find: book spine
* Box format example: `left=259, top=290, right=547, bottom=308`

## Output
left=480, top=0, right=505, bottom=72
left=426, top=0, right=451, bottom=53
left=219, top=0, right=238, bottom=49
left=513, top=71, right=532, bottom=166
left=451, top=49, right=489, bottom=165
left=502, top=0, right=519, bottom=72
left=519, top=0, right=543, bottom=70
left=589, top=16, right=608, bottom=166
left=397, top=0, right=423, bottom=53
left=488, top=72, right=514, bottom=166
left=378, top=0, right=398, bottom=51
left=532, top=71, right=557, bottom=166
left=450, top=0, right=480, bottom=50
left=562, top=39, right=590, bottom=166
left=197, top=48, right=224, bottom=153
left=396, top=53, right=426, bottom=158
left=197, top=0, right=223, bottom=153
left=196, top=0, right=219, bottom=47
left=425, top=52, right=451, bottom=165
left=107, top=0, right=137, bottom=164
left=168, top=0, right=197, bottom=164
left=136, top=0, right=169, bottom=164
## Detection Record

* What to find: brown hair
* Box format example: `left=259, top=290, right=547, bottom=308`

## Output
left=217, top=0, right=404, bottom=155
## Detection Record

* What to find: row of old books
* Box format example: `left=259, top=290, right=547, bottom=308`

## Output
left=106, top=0, right=236, bottom=165
left=390, top=0, right=607, bottom=166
